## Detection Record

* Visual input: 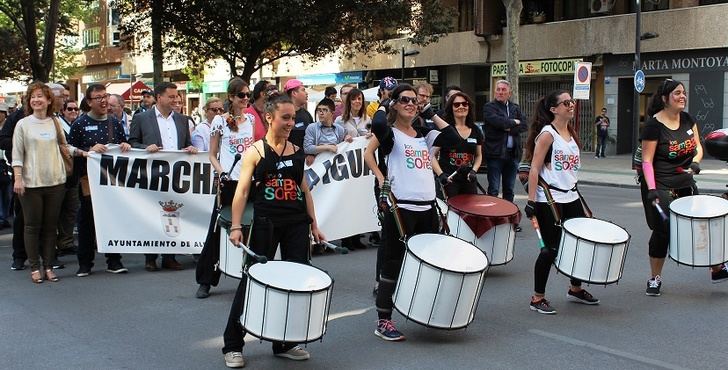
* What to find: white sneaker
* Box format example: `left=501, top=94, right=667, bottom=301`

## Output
left=224, top=351, right=245, bottom=368
left=274, top=345, right=310, bottom=361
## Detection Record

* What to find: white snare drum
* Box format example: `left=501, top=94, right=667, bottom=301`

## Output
left=217, top=205, right=254, bottom=279
left=394, top=234, right=488, bottom=329
left=555, top=218, right=630, bottom=285
left=446, top=194, right=521, bottom=266
left=669, top=195, right=728, bottom=267
left=242, top=261, right=333, bottom=343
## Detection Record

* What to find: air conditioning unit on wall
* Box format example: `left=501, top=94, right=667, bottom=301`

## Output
left=590, top=0, right=615, bottom=14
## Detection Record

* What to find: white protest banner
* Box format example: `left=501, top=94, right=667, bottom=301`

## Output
left=89, top=147, right=216, bottom=254
left=304, top=136, right=380, bottom=241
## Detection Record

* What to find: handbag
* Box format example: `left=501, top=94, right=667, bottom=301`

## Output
left=52, top=116, right=73, bottom=177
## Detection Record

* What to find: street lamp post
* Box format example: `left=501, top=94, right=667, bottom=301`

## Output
left=401, top=47, right=420, bottom=82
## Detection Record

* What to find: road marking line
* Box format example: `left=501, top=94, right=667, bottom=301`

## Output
left=529, top=329, right=692, bottom=370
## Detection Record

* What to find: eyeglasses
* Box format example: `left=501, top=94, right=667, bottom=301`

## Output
left=236, top=92, right=251, bottom=99
left=557, top=99, right=576, bottom=107
left=90, top=94, right=109, bottom=102
left=452, top=101, right=469, bottom=108
left=207, top=107, right=224, bottom=113
left=397, top=96, right=417, bottom=105
left=66, top=107, right=79, bottom=111
left=316, top=108, right=331, bottom=114
left=417, top=93, right=431, bottom=99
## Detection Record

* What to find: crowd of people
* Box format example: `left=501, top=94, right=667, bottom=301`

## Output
left=3, top=75, right=727, bottom=368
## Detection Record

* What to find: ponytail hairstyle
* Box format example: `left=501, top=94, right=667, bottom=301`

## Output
left=646, top=78, right=684, bottom=117
left=386, top=83, right=416, bottom=125
left=523, top=89, right=580, bottom=162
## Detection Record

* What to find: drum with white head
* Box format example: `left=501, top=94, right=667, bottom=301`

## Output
left=242, top=261, right=333, bottom=343
left=555, top=218, right=630, bottom=285
left=394, top=233, right=488, bottom=329
left=669, top=195, right=728, bottom=267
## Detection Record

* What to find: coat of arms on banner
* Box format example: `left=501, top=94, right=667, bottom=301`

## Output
left=159, top=200, right=184, bottom=237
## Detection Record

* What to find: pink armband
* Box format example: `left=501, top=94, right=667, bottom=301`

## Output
left=642, top=161, right=656, bottom=190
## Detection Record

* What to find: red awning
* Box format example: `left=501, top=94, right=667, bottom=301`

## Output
left=123, top=80, right=152, bottom=101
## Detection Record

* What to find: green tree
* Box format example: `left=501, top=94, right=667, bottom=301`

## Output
left=502, top=0, right=522, bottom=103
left=0, top=0, right=89, bottom=81
left=117, top=0, right=456, bottom=81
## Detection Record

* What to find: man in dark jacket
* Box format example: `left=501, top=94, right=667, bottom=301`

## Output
left=483, top=80, right=527, bottom=225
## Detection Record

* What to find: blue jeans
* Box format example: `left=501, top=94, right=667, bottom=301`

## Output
left=486, top=158, right=518, bottom=202
left=596, top=134, right=607, bottom=157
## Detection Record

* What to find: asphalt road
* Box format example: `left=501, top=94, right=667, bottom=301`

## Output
left=1, top=184, right=727, bottom=370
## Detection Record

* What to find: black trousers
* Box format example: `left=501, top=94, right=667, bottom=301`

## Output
left=222, top=218, right=310, bottom=354
left=195, top=180, right=238, bottom=286
left=376, top=207, right=438, bottom=320
left=533, top=199, right=584, bottom=295
left=11, top=195, right=26, bottom=261
left=77, top=194, right=121, bottom=268
left=442, top=179, right=478, bottom=198
left=639, top=179, right=696, bottom=258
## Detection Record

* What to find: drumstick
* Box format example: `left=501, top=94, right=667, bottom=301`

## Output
left=321, top=240, right=349, bottom=254
left=236, top=242, right=268, bottom=264
left=530, top=218, right=546, bottom=249
left=653, top=201, right=668, bottom=221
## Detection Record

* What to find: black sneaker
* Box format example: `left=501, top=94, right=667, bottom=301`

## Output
left=646, top=276, right=662, bottom=296
left=106, top=261, right=128, bottom=274
left=11, top=259, right=25, bottom=271
left=196, top=284, right=211, bottom=299
left=711, top=264, right=728, bottom=284
left=515, top=225, right=522, bottom=232
left=51, top=259, right=65, bottom=269
left=76, top=265, right=92, bottom=277
left=567, top=289, right=600, bottom=305
left=529, top=298, right=557, bottom=314
left=375, top=319, right=405, bottom=341
left=57, top=246, right=77, bottom=257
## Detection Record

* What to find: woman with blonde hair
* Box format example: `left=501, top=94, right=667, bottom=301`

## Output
left=12, top=82, right=86, bottom=283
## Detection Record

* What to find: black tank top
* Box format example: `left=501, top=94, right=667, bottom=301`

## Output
left=253, top=139, right=309, bottom=224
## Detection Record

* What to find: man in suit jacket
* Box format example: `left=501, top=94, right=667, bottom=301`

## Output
left=129, top=82, right=198, bottom=272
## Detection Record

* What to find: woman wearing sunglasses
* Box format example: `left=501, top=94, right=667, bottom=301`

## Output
left=364, top=84, right=459, bottom=341
left=191, top=97, right=224, bottom=151
left=432, top=92, right=482, bottom=197
left=639, top=79, right=727, bottom=296
left=194, top=78, right=256, bottom=299
left=523, top=90, right=599, bottom=315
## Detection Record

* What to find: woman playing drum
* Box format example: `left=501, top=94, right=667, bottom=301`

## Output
left=221, top=95, right=326, bottom=367
left=640, top=79, right=728, bottom=296
left=195, top=78, right=256, bottom=299
left=432, top=91, right=483, bottom=198
left=364, top=84, right=459, bottom=341
left=523, top=89, right=600, bottom=315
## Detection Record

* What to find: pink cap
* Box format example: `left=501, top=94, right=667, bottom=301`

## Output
left=283, top=79, right=304, bottom=92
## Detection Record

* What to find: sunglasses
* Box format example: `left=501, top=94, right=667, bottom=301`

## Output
left=236, top=92, right=251, bottom=99
left=397, top=96, right=417, bottom=105
left=66, top=107, right=79, bottom=111
left=557, top=99, right=576, bottom=107
left=207, top=107, right=224, bottom=113
left=452, top=101, right=469, bottom=108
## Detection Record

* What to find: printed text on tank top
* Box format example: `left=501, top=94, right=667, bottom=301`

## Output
left=387, top=127, right=437, bottom=211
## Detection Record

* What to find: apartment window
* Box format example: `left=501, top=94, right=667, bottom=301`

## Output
left=83, top=27, right=101, bottom=48
left=458, top=0, right=474, bottom=31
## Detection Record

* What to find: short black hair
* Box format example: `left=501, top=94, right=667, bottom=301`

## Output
left=85, top=83, right=106, bottom=100
left=154, top=82, right=177, bottom=98
left=317, top=97, right=335, bottom=112
left=252, top=80, right=270, bottom=100
left=324, top=86, right=337, bottom=97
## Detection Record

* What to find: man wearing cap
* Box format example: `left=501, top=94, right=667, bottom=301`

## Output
left=134, top=90, right=155, bottom=115
left=284, top=79, right=313, bottom=148
left=366, top=77, right=398, bottom=119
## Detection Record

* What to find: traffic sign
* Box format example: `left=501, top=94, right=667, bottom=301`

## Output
left=634, top=70, right=645, bottom=93
left=572, top=62, right=592, bottom=100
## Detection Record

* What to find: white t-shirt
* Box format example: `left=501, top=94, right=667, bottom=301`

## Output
left=535, top=125, right=580, bottom=203
left=387, top=127, right=439, bottom=211
left=211, top=113, right=255, bottom=180
left=191, top=120, right=212, bottom=151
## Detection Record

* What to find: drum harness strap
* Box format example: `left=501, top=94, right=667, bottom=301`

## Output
left=537, top=176, right=593, bottom=226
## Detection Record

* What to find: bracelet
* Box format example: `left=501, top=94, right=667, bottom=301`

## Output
left=229, top=224, right=243, bottom=231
